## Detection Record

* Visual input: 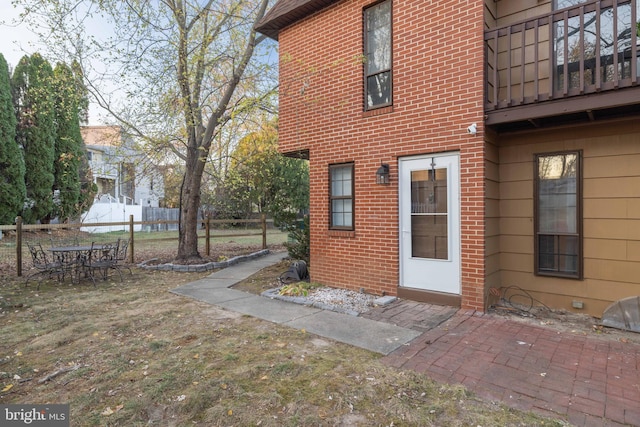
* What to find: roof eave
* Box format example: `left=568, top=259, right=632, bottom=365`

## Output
left=254, top=0, right=340, bottom=40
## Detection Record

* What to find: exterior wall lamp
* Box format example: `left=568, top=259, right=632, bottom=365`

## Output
left=376, top=163, right=390, bottom=185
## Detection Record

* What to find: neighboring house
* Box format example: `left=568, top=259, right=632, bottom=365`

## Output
left=256, top=0, right=640, bottom=317
left=81, top=126, right=164, bottom=207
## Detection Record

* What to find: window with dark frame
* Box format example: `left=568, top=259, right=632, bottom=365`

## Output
left=329, top=163, right=354, bottom=230
left=364, top=0, right=392, bottom=110
left=535, top=151, right=582, bottom=278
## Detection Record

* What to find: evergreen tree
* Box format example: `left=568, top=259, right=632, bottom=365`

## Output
left=70, top=60, right=89, bottom=125
left=70, top=61, right=97, bottom=214
left=0, top=53, right=26, bottom=224
left=12, top=53, right=56, bottom=223
left=76, top=150, right=97, bottom=215
left=52, top=62, right=83, bottom=221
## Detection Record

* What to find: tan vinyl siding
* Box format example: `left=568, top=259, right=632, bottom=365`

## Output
left=497, top=119, right=640, bottom=317
left=488, top=1, right=553, bottom=107
left=485, top=136, right=501, bottom=302
left=496, top=0, right=552, bottom=26
left=484, top=0, right=497, bottom=27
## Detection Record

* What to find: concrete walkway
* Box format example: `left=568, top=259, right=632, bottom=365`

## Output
left=170, top=251, right=421, bottom=355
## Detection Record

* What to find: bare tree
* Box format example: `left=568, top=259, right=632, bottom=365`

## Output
left=17, top=0, right=276, bottom=260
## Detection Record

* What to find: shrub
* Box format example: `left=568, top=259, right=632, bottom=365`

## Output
left=283, top=215, right=309, bottom=265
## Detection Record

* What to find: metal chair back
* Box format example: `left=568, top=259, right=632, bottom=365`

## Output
left=85, top=242, right=122, bottom=283
left=114, top=238, right=133, bottom=275
left=25, top=243, right=63, bottom=289
left=28, top=243, right=52, bottom=271
left=116, top=238, right=130, bottom=262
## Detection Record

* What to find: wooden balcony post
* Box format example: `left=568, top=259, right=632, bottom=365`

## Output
left=520, top=22, right=525, bottom=104
left=507, top=25, right=512, bottom=106
left=632, top=0, right=637, bottom=84
left=548, top=12, right=555, bottom=99
left=596, top=1, right=602, bottom=90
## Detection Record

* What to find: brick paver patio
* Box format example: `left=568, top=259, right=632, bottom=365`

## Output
left=366, top=303, right=640, bottom=426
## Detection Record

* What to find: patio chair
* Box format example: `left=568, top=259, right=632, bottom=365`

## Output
left=25, top=243, right=65, bottom=289
left=84, top=242, right=122, bottom=285
left=114, top=238, right=132, bottom=275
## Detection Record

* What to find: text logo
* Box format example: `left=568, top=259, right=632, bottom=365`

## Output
left=1, top=405, right=69, bottom=426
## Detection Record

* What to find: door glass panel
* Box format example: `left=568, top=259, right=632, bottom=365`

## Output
left=410, top=168, right=448, bottom=260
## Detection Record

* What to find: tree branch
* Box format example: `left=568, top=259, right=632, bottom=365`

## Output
left=201, top=0, right=270, bottom=153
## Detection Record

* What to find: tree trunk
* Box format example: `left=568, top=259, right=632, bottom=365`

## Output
left=177, top=149, right=205, bottom=260
left=173, top=0, right=270, bottom=261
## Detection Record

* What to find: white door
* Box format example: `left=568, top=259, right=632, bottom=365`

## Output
left=399, top=153, right=460, bottom=294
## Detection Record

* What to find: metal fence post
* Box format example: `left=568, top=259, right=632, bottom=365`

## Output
left=205, top=216, right=210, bottom=256
left=261, top=213, right=267, bottom=250
left=16, top=216, right=22, bottom=276
left=129, top=215, right=134, bottom=264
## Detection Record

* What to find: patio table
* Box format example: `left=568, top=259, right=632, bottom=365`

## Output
left=49, top=244, right=109, bottom=283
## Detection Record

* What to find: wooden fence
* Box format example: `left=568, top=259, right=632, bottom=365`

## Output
left=1, top=214, right=270, bottom=276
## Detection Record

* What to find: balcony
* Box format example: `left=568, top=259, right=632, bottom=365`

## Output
left=485, top=0, right=640, bottom=132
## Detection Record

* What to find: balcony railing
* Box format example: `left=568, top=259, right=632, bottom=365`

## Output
left=485, top=0, right=639, bottom=113
left=88, top=160, right=118, bottom=179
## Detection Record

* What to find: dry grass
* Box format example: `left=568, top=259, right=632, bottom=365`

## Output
left=0, top=249, right=567, bottom=426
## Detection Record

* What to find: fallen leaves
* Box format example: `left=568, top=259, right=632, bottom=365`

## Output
left=101, top=405, right=123, bottom=416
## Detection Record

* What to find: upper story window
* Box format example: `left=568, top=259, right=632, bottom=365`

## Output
left=534, top=151, right=582, bottom=279
left=329, top=163, right=354, bottom=230
left=364, top=0, right=392, bottom=110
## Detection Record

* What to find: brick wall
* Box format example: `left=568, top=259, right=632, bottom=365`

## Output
left=277, top=0, right=487, bottom=310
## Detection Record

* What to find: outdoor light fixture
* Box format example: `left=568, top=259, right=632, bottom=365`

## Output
left=376, top=163, right=390, bottom=185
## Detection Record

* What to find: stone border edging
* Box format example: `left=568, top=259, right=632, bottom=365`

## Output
left=137, top=249, right=270, bottom=272
left=261, top=288, right=361, bottom=317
